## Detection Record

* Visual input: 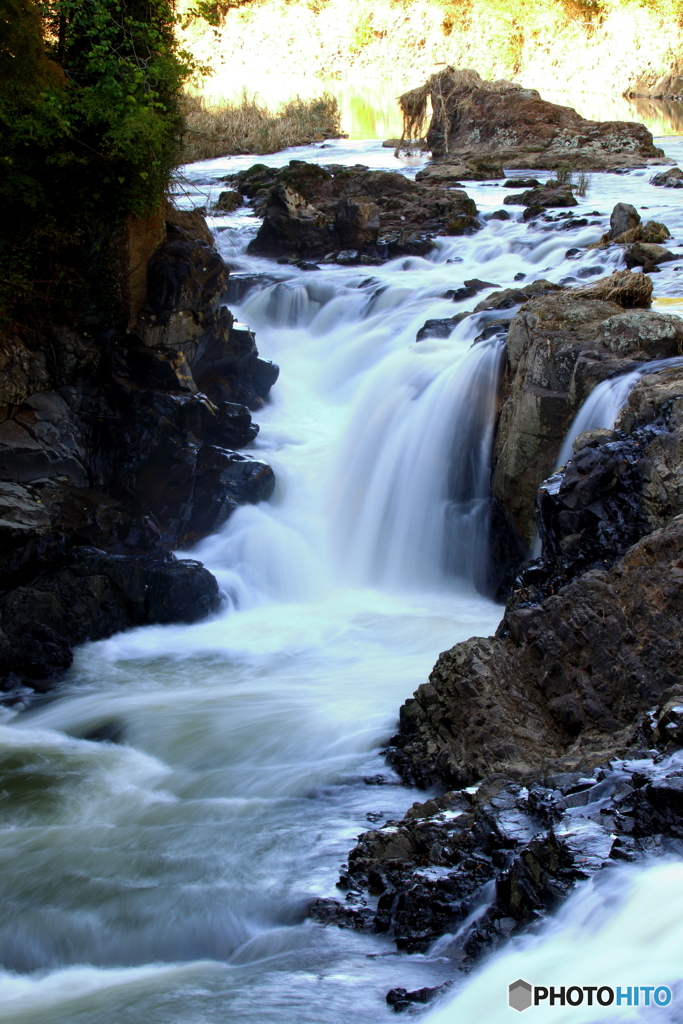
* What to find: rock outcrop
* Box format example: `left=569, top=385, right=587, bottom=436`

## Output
left=312, top=750, right=683, bottom=962
left=0, top=210, right=277, bottom=698
left=400, top=69, right=667, bottom=170
left=390, top=362, right=683, bottom=788
left=230, top=160, right=479, bottom=262
left=491, top=282, right=683, bottom=548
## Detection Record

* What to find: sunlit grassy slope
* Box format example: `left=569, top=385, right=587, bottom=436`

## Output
left=179, top=0, right=683, bottom=103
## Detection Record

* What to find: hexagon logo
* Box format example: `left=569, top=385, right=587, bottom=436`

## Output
left=509, top=979, right=533, bottom=1012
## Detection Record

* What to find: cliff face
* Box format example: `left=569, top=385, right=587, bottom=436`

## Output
left=179, top=0, right=683, bottom=103
left=0, top=211, right=277, bottom=701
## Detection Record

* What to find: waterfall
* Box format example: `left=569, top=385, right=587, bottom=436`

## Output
left=329, top=328, right=505, bottom=592
left=426, top=860, right=683, bottom=1024
left=4, top=134, right=683, bottom=1024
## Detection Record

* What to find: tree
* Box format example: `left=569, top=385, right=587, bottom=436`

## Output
left=0, top=0, right=199, bottom=324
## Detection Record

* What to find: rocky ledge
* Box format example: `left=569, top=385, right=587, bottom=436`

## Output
left=222, top=160, right=479, bottom=263
left=400, top=68, right=669, bottom=171
left=0, top=209, right=277, bottom=701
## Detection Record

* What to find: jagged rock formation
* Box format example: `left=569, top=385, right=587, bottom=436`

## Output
left=228, top=160, right=479, bottom=262
left=390, top=363, right=683, bottom=788
left=401, top=69, right=668, bottom=169
left=0, top=210, right=277, bottom=698
left=492, top=283, right=683, bottom=548
left=312, top=750, right=683, bottom=960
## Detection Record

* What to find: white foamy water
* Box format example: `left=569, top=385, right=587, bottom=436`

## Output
left=1, top=136, right=683, bottom=1023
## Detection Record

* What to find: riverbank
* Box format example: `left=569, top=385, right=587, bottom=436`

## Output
left=178, top=0, right=683, bottom=105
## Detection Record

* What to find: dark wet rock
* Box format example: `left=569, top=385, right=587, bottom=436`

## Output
left=311, top=767, right=652, bottom=959
left=486, top=209, right=511, bottom=221
left=387, top=983, right=452, bottom=1012
left=610, top=202, right=640, bottom=239
left=313, top=739, right=683, bottom=966
left=624, top=241, right=677, bottom=271
left=415, top=313, right=471, bottom=342
left=472, top=278, right=562, bottom=315
left=213, top=189, right=242, bottom=212
left=0, top=209, right=276, bottom=692
left=142, top=557, right=220, bottom=624
left=442, top=278, right=499, bottom=302
left=504, top=178, right=541, bottom=189
left=243, top=160, right=479, bottom=261
left=504, top=185, right=578, bottom=209
left=650, top=167, right=683, bottom=187
left=409, top=69, right=665, bottom=169
left=0, top=547, right=220, bottom=688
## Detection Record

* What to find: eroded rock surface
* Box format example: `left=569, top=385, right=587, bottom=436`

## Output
left=231, top=160, right=479, bottom=261
left=492, top=290, right=683, bottom=548
left=407, top=69, right=666, bottom=169
left=312, top=753, right=683, bottom=962
left=0, top=210, right=276, bottom=696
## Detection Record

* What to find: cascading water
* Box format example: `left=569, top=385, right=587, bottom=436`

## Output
left=556, top=355, right=683, bottom=469
left=1, top=134, right=683, bottom=1023
left=329, top=326, right=505, bottom=592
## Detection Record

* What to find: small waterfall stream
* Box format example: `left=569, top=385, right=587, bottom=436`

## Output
left=1, top=135, right=683, bottom=1022
left=556, top=355, right=683, bottom=469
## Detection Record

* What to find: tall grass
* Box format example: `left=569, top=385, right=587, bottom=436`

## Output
left=179, top=90, right=343, bottom=162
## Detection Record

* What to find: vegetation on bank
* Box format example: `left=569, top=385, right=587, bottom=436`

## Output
left=179, top=91, right=342, bottom=161
left=0, top=0, right=201, bottom=326
left=178, top=0, right=683, bottom=103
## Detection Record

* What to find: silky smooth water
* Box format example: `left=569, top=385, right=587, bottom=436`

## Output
left=1, top=136, right=683, bottom=1023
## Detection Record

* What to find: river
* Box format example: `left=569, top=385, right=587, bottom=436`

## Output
left=0, top=136, right=682, bottom=1022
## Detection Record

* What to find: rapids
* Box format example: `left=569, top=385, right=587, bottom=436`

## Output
left=1, top=136, right=683, bottom=1022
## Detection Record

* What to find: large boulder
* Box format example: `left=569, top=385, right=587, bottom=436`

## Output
left=390, top=513, right=683, bottom=789
left=401, top=69, right=667, bottom=170
left=0, top=547, right=220, bottom=688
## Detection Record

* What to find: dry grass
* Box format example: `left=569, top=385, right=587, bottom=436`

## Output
left=179, top=91, right=343, bottom=163
left=580, top=269, right=653, bottom=308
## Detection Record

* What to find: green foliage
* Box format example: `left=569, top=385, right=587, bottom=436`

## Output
left=185, top=0, right=255, bottom=25
left=0, top=0, right=198, bottom=325
left=547, top=167, right=591, bottom=196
